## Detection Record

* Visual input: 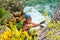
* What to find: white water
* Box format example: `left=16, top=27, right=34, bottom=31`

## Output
left=24, top=6, right=48, bottom=27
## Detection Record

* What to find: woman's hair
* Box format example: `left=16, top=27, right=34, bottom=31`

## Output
left=22, top=21, right=27, bottom=27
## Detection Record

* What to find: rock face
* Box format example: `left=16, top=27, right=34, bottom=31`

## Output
left=37, top=5, right=60, bottom=40
left=51, top=4, right=60, bottom=21
left=37, top=27, right=60, bottom=40
left=37, top=27, right=50, bottom=40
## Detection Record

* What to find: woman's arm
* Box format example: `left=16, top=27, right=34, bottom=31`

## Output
left=32, top=23, right=40, bottom=27
left=32, top=21, right=45, bottom=27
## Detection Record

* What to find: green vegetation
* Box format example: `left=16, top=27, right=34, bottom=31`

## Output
left=46, top=21, right=60, bottom=40
left=0, top=8, right=13, bottom=25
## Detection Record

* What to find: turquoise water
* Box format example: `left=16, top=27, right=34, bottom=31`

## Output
left=23, top=0, right=59, bottom=27
left=24, top=0, right=59, bottom=16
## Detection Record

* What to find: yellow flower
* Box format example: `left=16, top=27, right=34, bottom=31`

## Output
left=15, top=31, right=20, bottom=37
left=19, top=29, right=23, bottom=34
left=23, top=31, right=28, bottom=36
left=3, top=34, right=8, bottom=39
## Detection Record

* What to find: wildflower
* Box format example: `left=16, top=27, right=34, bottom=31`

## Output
left=23, top=31, right=29, bottom=36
